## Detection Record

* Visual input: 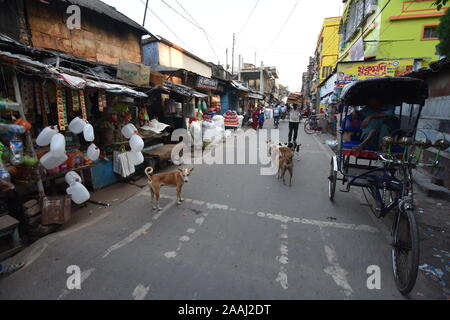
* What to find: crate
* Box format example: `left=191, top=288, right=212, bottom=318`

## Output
left=41, top=196, right=72, bottom=226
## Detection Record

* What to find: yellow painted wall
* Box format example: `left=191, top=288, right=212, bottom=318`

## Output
left=318, top=16, right=342, bottom=84
left=339, top=0, right=445, bottom=67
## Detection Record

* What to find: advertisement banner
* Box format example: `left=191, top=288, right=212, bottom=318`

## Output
left=196, top=76, right=218, bottom=90
left=337, top=59, right=415, bottom=82
left=117, top=59, right=150, bottom=87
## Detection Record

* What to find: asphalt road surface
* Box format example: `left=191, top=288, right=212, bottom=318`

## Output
left=0, top=119, right=429, bottom=300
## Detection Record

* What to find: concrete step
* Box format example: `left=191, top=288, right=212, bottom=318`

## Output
left=414, top=169, right=450, bottom=201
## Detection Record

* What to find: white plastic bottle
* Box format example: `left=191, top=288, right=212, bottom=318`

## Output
left=36, top=126, right=59, bottom=147
left=121, top=124, right=138, bottom=139
left=40, top=152, right=68, bottom=170
left=130, top=134, right=144, bottom=152
left=50, top=133, right=66, bottom=156
left=66, top=182, right=90, bottom=204
left=65, top=171, right=82, bottom=185
left=87, top=143, right=100, bottom=161
left=83, top=124, right=95, bottom=142
left=69, top=117, right=87, bottom=135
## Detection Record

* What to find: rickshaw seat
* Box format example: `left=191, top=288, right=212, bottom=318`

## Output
left=342, top=141, right=374, bottom=151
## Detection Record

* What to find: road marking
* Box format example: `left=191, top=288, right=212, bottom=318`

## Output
left=57, top=268, right=95, bottom=300
left=180, top=236, right=190, bottom=242
left=319, top=228, right=353, bottom=298
left=133, top=284, right=150, bottom=300
left=102, top=200, right=176, bottom=259
left=164, top=214, right=209, bottom=259
left=195, top=217, right=205, bottom=226
left=102, top=223, right=153, bottom=259
left=156, top=193, right=379, bottom=234
left=276, top=225, right=289, bottom=290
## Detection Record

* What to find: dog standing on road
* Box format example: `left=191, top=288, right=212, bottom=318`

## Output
left=145, top=167, right=194, bottom=211
left=277, top=147, right=294, bottom=187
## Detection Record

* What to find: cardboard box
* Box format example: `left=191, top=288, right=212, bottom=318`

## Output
left=41, top=196, right=72, bottom=226
left=117, top=59, right=150, bottom=87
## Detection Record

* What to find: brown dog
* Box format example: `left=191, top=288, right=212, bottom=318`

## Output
left=278, top=153, right=294, bottom=187
left=145, top=167, right=194, bottom=211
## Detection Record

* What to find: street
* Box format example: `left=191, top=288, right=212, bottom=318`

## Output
left=0, top=120, right=439, bottom=300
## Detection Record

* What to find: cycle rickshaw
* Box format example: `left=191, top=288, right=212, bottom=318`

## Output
left=328, top=77, right=449, bottom=295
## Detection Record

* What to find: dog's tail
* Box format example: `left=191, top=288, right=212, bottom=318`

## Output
left=145, top=167, right=154, bottom=182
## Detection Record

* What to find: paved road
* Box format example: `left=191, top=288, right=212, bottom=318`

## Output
left=0, top=120, right=430, bottom=300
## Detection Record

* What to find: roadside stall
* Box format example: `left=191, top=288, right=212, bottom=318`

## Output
left=0, top=50, right=159, bottom=242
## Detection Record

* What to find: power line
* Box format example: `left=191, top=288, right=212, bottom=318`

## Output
left=159, top=0, right=220, bottom=62
left=139, top=0, right=192, bottom=51
left=236, top=0, right=261, bottom=40
left=173, top=0, right=225, bottom=51
left=269, top=0, right=301, bottom=47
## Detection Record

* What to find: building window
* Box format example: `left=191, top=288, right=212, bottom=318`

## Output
left=422, top=25, right=438, bottom=40
left=322, top=66, right=333, bottom=79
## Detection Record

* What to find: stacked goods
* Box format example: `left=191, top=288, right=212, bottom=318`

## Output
left=224, top=110, right=239, bottom=126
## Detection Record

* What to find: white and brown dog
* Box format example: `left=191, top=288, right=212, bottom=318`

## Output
left=145, top=167, right=194, bottom=211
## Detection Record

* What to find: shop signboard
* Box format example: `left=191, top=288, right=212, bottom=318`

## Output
left=196, top=76, right=218, bottom=90
left=117, top=59, right=150, bottom=87
left=337, top=59, right=415, bottom=82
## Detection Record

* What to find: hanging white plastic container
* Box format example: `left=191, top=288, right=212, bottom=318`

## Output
left=87, top=143, right=100, bottom=161
left=130, top=134, right=144, bottom=152
left=83, top=124, right=95, bottom=142
left=128, top=151, right=144, bottom=166
left=40, top=152, right=68, bottom=170
left=66, top=182, right=90, bottom=205
left=36, top=126, right=58, bottom=147
left=121, top=124, right=138, bottom=139
left=69, top=117, right=87, bottom=134
left=65, top=171, right=82, bottom=185
left=50, top=133, right=66, bottom=156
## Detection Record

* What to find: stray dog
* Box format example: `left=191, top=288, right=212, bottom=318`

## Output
left=145, top=167, right=194, bottom=211
left=267, top=140, right=295, bottom=159
left=279, top=153, right=294, bottom=187
left=288, top=142, right=302, bottom=161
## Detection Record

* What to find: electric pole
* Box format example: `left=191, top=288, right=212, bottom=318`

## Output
left=142, top=0, right=149, bottom=26
left=231, top=33, right=235, bottom=78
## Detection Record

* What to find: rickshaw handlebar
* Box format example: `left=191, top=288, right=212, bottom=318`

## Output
left=376, top=153, right=439, bottom=168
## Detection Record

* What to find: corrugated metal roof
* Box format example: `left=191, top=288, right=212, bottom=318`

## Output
left=55, top=0, right=150, bottom=35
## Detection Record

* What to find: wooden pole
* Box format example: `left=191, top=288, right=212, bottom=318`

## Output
left=12, top=70, right=46, bottom=199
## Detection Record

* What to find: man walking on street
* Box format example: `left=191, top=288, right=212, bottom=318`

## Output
left=288, top=104, right=301, bottom=143
left=273, top=104, right=281, bottom=128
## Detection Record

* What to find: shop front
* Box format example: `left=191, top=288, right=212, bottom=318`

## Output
left=0, top=49, right=171, bottom=245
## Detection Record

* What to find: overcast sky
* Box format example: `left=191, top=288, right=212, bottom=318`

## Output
left=102, top=0, right=343, bottom=92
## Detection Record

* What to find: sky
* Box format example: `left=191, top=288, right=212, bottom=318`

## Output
left=102, top=0, right=343, bottom=92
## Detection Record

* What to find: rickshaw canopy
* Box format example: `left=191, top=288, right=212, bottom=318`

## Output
left=340, top=77, right=428, bottom=107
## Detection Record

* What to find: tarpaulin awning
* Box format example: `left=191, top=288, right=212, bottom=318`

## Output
left=248, top=92, right=264, bottom=100
left=163, top=80, right=208, bottom=98
left=52, top=71, right=148, bottom=97
left=231, top=80, right=250, bottom=92
left=0, top=50, right=148, bottom=98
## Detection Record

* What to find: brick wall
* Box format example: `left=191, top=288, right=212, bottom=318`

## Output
left=26, top=0, right=142, bottom=65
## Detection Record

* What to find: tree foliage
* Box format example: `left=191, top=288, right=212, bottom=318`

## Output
left=437, top=8, right=450, bottom=57
left=434, top=0, right=449, bottom=10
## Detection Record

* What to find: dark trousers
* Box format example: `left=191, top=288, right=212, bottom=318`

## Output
left=274, top=116, right=280, bottom=126
left=289, top=122, right=300, bottom=142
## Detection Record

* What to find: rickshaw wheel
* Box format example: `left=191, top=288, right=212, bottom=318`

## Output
left=328, top=158, right=337, bottom=201
left=391, top=208, right=420, bottom=295
left=304, top=119, right=315, bottom=135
